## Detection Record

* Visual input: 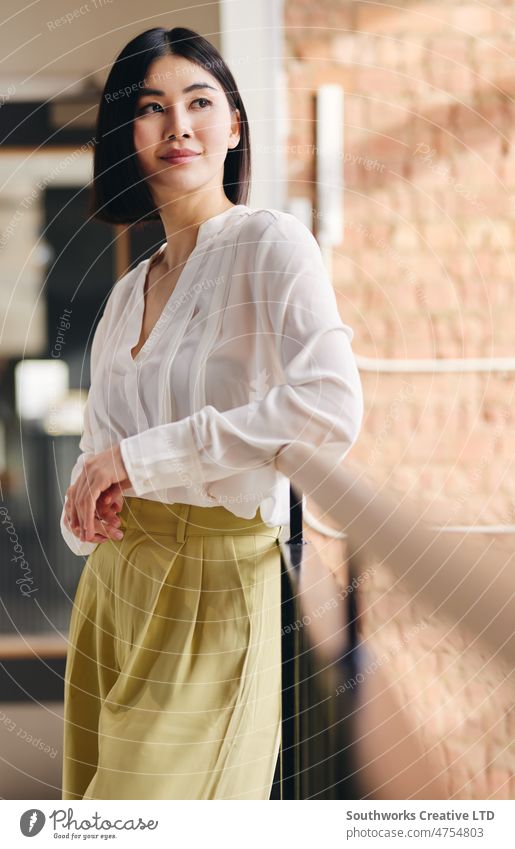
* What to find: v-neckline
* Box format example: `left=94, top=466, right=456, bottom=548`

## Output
left=129, top=204, right=248, bottom=365
left=130, top=243, right=191, bottom=364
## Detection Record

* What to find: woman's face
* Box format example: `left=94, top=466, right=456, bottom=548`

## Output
left=133, top=54, right=240, bottom=206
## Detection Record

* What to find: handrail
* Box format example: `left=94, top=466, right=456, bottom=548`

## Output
left=354, top=354, right=515, bottom=373
left=276, top=443, right=515, bottom=669
left=304, top=508, right=515, bottom=538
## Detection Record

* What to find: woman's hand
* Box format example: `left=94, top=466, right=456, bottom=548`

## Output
left=65, top=444, right=132, bottom=543
left=63, top=501, right=120, bottom=543
left=64, top=482, right=126, bottom=544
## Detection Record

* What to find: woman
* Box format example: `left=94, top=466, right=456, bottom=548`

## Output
left=60, top=25, right=364, bottom=800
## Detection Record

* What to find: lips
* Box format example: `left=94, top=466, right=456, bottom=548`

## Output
left=160, top=150, right=200, bottom=162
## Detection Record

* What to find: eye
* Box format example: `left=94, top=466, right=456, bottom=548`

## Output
left=136, top=101, right=164, bottom=116
left=192, top=97, right=212, bottom=109
left=136, top=97, right=212, bottom=116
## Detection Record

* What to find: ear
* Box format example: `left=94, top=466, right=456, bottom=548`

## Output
left=229, top=107, right=241, bottom=149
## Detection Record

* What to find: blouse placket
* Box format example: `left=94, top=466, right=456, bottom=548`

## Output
left=123, top=247, right=211, bottom=430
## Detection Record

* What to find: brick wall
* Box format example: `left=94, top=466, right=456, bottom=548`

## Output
left=285, top=0, right=515, bottom=799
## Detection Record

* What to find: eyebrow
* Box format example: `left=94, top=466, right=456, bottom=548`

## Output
left=138, top=83, right=218, bottom=97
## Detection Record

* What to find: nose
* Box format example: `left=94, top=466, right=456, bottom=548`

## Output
left=162, top=103, right=191, bottom=140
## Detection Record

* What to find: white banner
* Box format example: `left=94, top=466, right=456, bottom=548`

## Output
left=3, top=799, right=514, bottom=848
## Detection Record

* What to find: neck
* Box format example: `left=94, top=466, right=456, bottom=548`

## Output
left=156, top=190, right=235, bottom=271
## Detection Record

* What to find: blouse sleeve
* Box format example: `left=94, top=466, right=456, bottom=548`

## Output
left=119, top=213, right=364, bottom=497
left=59, top=312, right=107, bottom=557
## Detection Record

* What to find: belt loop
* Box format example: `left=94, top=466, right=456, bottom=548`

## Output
left=176, top=503, right=190, bottom=543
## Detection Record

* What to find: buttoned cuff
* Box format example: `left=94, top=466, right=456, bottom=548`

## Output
left=119, top=419, right=203, bottom=497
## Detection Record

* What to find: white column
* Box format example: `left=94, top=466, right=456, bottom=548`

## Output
left=220, top=0, right=287, bottom=211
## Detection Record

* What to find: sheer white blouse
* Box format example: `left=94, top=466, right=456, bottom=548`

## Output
left=60, top=204, right=364, bottom=556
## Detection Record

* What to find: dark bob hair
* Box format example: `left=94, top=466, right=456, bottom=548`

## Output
left=89, top=26, right=251, bottom=225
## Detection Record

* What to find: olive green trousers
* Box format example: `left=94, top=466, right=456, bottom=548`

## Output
left=62, top=497, right=283, bottom=800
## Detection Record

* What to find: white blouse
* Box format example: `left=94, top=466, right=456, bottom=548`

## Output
left=60, top=204, right=364, bottom=556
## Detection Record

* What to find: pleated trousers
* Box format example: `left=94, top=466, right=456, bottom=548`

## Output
left=62, top=496, right=283, bottom=800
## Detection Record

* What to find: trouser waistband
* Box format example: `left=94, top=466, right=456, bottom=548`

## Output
left=118, top=497, right=282, bottom=543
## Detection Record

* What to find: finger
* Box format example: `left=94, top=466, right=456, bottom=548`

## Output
left=66, top=500, right=79, bottom=528
left=70, top=475, right=90, bottom=538
left=105, top=483, right=124, bottom=512
left=76, top=466, right=102, bottom=540
left=84, top=490, right=99, bottom=540
left=68, top=482, right=82, bottom=526
left=91, top=516, right=123, bottom=541
left=97, top=498, right=123, bottom=520
left=70, top=521, right=107, bottom=543
left=71, top=508, right=80, bottom=531
left=94, top=502, right=116, bottom=518
left=66, top=513, right=81, bottom=535
left=78, top=517, right=123, bottom=544
left=89, top=483, right=121, bottom=535
left=95, top=500, right=121, bottom=524
left=96, top=496, right=121, bottom=516
left=65, top=492, right=72, bottom=524
left=73, top=468, right=90, bottom=538
left=101, top=482, right=120, bottom=502
left=96, top=510, right=121, bottom=528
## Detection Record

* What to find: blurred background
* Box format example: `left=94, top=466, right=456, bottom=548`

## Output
left=0, top=0, right=513, bottom=800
